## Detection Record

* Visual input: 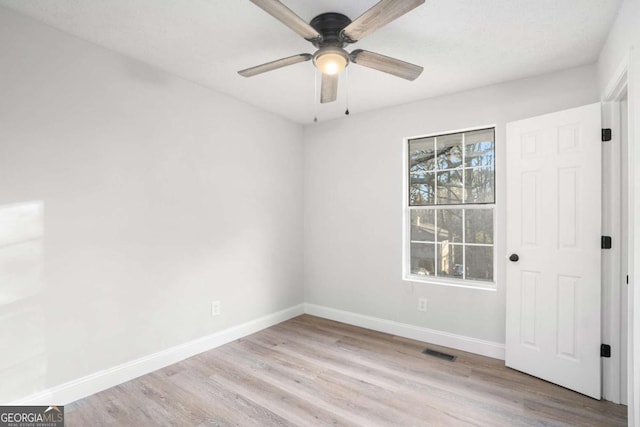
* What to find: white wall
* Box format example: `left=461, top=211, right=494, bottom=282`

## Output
left=303, top=65, right=599, bottom=345
left=598, top=0, right=640, bottom=423
left=0, top=7, right=303, bottom=403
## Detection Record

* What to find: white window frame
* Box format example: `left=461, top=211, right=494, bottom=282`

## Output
left=402, top=125, right=497, bottom=291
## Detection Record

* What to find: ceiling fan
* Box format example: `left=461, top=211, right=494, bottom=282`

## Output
left=238, top=0, right=425, bottom=104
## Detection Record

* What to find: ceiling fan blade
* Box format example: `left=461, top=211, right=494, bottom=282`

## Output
left=238, top=53, right=312, bottom=77
left=341, top=0, right=425, bottom=43
left=320, top=73, right=338, bottom=103
left=250, top=0, right=322, bottom=42
left=350, top=49, right=423, bottom=81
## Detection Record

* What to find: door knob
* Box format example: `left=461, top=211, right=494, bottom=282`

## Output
left=509, top=254, right=519, bottom=262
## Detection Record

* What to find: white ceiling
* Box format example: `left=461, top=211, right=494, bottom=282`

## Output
left=0, top=0, right=622, bottom=124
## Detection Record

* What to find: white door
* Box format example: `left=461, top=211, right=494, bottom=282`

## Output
left=505, top=103, right=602, bottom=399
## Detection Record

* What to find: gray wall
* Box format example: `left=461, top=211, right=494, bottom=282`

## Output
left=303, top=65, right=599, bottom=344
left=0, top=7, right=304, bottom=402
left=0, top=1, right=614, bottom=406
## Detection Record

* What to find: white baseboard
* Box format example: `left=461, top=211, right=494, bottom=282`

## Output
left=10, top=302, right=504, bottom=406
left=303, top=303, right=505, bottom=360
left=10, top=304, right=304, bottom=406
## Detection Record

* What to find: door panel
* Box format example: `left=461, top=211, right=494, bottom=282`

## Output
left=506, top=103, right=601, bottom=399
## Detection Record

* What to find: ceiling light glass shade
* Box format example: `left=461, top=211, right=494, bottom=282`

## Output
left=314, top=48, right=349, bottom=75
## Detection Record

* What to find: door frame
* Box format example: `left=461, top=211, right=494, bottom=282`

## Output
left=601, top=50, right=635, bottom=421
left=601, top=57, right=627, bottom=405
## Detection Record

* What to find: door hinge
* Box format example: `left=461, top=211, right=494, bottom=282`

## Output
left=601, top=236, right=612, bottom=249
left=602, top=128, right=612, bottom=142
left=601, top=344, right=611, bottom=358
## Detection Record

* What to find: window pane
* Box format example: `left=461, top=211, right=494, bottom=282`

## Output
left=464, top=129, right=494, bottom=167
left=437, top=243, right=463, bottom=278
left=409, top=176, right=435, bottom=205
left=407, top=128, right=495, bottom=286
left=437, top=209, right=463, bottom=243
left=437, top=170, right=463, bottom=204
left=411, top=209, right=435, bottom=242
left=411, top=243, right=435, bottom=276
left=409, top=167, right=435, bottom=186
left=464, top=166, right=494, bottom=203
left=465, top=209, right=493, bottom=244
left=409, top=137, right=436, bottom=171
left=436, top=134, right=463, bottom=170
left=465, top=246, right=493, bottom=281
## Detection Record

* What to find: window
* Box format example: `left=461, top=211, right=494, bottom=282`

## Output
left=404, top=127, right=495, bottom=287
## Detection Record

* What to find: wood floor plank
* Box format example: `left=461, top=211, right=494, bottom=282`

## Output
left=251, top=323, right=555, bottom=426
left=216, top=341, right=440, bottom=426
left=195, top=353, right=356, bottom=426
left=294, top=320, right=622, bottom=425
left=65, top=314, right=627, bottom=426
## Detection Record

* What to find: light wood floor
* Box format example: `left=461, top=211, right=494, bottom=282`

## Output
left=66, top=315, right=627, bottom=426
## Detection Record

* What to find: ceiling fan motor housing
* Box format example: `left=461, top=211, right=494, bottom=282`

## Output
left=310, top=13, right=352, bottom=73
left=310, top=13, right=352, bottom=48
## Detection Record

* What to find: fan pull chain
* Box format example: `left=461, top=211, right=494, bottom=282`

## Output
left=345, top=67, right=350, bottom=116
left=313, top=69, right=319, bottom=123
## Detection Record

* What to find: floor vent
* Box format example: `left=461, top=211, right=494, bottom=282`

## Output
left=422, top=348, right=457, bottom=362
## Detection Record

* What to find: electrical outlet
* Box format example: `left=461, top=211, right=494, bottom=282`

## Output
left=211, top=301, right=221, bottom=316
left=418, top=298, right=428, bottom=313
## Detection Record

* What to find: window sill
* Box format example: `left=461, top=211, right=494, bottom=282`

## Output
left=403, top=275, right=497, bottom=291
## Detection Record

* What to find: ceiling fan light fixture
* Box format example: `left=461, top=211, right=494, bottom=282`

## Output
left=314, top=47, right=348, bottom=75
